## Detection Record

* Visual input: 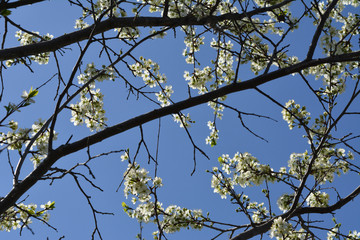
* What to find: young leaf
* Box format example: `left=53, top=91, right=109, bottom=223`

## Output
left=0, top=9, right=11, bottom=17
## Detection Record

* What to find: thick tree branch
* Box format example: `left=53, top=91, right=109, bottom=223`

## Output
left=230, top=185, right=360, bottom=240
left=0, top=0, right=46, bottom=11
left=297, top=185, right=360, bottom=215
left=0, top=0, right=294, bottom=61
left=0, top=51, right=359, bottom=216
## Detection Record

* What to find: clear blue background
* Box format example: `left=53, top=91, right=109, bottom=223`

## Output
left=0, top=1, right=359, bottom=239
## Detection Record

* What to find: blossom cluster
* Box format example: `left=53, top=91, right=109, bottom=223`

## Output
left=129, top=57, right=176, bottom=108
left=15, top=31, right=53, bottom=47
left=210, top=152, right=277, bottom=199
left=122, top=162, right=205, bottom=237
left=115, top=27, right=140, bottom=39
left=0, top=201, right=55, bottom=232
left=74, top=18, right=89, bottom=29
left=208, top=101, right=225, bottom=120
left=269, top=217, right=294, bottom=239
left=161, top=205, right=203, bottom=233
left=269, top=217, right=308, bottom=240
left=6, top=31, right=53, bottom=66
left=172, top=113, right=193, bottom=128
left=273, top=195, right=360, bottom=240
left=141, top=0, right=217, bottom=18
left=286, top=148, right=351, bottom=184
left=93, top=0, right=119, bottom=16
left=0, top=125, right=30, bottom=151
left=269, top=218, right=315, bottom=240
left=327, top=227, right=339, bottom=240
left=276, top=190, right=329, bottom=213
left=205, top=121, right=219, bottom=146
left=298, top=0, right=360, bottom=105
left=70, top=89, right=106, bottom=132
left=123, top=162, right=152, bottom=202
left=247, top=201, right=269, bottom=223
left=183, top=34, right=235, bottom=93
left=182, top=28, right=205, bottom=64
left=70, top=63, right=115, bottom=131
left=184, top=66, right=213, bottom=94
left=306, top=191, right=329, bottom=207
left=0, top=119, right=57, bottom=167
left=210, top=39, right=235, bottom=84
left=347, top=231, right=360, bottom=240
left=246, top=34, right=271, bottom=75
left=30, top=119, right=58, bottom=167
left=0, top=82, right=54, bottom=168
left=155, top=85, right=173, bottom=107
left=314, top=1, right=359, bottom=56
left=74, top=0, right=125, bottom=25
left=129, top=57, right=167, bottom=88
left=277, top=193, right=294, bottom=212
left=303, top=63, right=348, bottom=99
left=77, top=62, right=116, bottom=85
left=281, top=99, right=311, bottom=130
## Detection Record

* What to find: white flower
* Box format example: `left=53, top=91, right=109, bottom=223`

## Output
left=74, top=19, right=89, bottom=29
left=270, top=217, right=293, bottom=239
left=277, top=194, right=293, bottom=212
left=306, top=191, right=329, bottom=207
left=327, top=227, right=338, bottom=240
left=123, top=163, right=151, bottom=202
left=282, top=100, right=310, bottom=130
left=15, top=31, right=53, bottom=65
left=153, top=177, right=163, bottom=187
left=173, top=113, right=192, bottom=128
left=121, top=152, right=129, bottom=161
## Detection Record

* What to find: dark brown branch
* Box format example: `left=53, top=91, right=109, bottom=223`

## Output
left=230, top=184, right=360, bottom=240
left=306, top=0, right=339, bottom=60
left=162, top=0, right=170, bottom=18
left=0, top=0, right=46, bottom=11
left=0, top=50, right=359, bottom=218
left=0, top=0, right=294, bottom=61
left=296, top=185, right=360, bottom=215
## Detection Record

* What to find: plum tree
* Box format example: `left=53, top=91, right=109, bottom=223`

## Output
left=0, top=0, right=359, bottom=239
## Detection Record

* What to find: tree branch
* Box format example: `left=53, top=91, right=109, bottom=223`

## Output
left=0, top=50, right=359, bottom=216
left=0, top=0, right=294, bottom=61
left=296, top=184, right=360, bottom=215
left=306, top=0, right=339, bottom=60
left=230, top=185, right=360, bottom=240
left=0, top=0, right=46, bottom=12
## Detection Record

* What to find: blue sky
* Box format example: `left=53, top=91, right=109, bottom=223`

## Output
left=1, top=1, right=360, bottom=240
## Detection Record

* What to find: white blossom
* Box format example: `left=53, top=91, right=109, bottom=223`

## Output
left=0, top=202, right=54, bottom=232
left=173, top=113, right=192, bottom=128
left=306, top=191, right=329, bottom=207
left=270, top=217, right=293, bottom=239
left=14, top=31, right=53, bottom=65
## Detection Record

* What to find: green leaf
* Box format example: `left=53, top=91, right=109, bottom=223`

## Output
left=0, top=9, right=11, bottom=17
left=122, top=202, right=129, bottom=213
left=28, top=87, right=39, bottom=98
left=4, top=105, right=11, bottom=113
left=48, top=201, right=55, bottom=209
left=28, top=209, right=35, bottom=215
left=4, top=103, right=18, bottom=113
